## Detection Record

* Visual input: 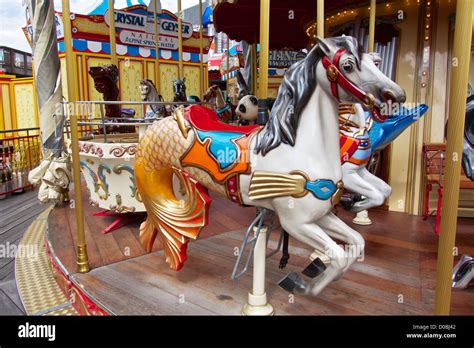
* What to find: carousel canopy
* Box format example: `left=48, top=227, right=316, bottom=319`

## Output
left=213, top=0, right=397, bottom=49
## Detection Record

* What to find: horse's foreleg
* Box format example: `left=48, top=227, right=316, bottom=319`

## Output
left=278, top=219, right=347, bottom=297
left=317, top=212, right=365, bottom=274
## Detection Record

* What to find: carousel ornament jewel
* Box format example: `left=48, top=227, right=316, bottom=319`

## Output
left=135, top=36, right=407, bottom=297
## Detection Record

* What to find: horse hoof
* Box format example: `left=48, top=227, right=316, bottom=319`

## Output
left=278, top=272, right=306, bottom=293
left=302, top=258, right=327, bottom=278
left=279, top=255, right=289, bottom=269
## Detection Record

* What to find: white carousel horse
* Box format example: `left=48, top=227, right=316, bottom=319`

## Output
left=134, top=36, right=406, bottom=297
left=139, top=79, right=168, bottom=119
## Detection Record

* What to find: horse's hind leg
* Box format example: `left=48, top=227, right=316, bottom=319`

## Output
left=359, top=167, right=392, bottom=199
left=278, top=218, right=348, bottom=297
left=343, top=164, right=386, bottom=212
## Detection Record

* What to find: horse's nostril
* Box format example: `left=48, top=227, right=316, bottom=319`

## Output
left=383, top=91, right=397, bottom=103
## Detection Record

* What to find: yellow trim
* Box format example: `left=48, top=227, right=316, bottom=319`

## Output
left=258, top=0, right=270, bottom=100
left=9, top=81, right=17, bottom=129
left=108, top=0, right=117, bottom=66
left=0, top=83, right=4, bottom=132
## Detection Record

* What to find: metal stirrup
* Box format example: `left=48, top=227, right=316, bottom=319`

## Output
left=231, top=208, right=271, bottom=281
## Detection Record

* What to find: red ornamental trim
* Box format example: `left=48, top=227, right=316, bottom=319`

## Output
left=225, top=175, right=243, bottom=205
left=44, top=240, right=110, bottom=316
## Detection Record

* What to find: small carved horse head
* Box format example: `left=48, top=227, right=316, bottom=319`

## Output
left=173, top=78, right=187, bottom=102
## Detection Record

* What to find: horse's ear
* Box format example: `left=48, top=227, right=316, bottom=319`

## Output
left=315, top=37, right=333, bottom=57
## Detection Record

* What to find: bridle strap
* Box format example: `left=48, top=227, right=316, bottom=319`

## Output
left=321, top=48, right=375, bottom=111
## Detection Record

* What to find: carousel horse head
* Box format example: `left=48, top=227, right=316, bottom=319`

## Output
left=203, top=85, right=220, bottom=102
left=315, top=37, right=406, bottom=123
left=173, top=77, right=187, bottom=102
left=139, top=79, right=167, bottom=119
left=89, top=64, right=119, bottom=97
left=139, top=79, right=158, bottom=101
left=256, top=35, right=406, bottom=155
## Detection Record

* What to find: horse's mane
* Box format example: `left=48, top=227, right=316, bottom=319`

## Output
left=255, top=36, right=361, bottom=156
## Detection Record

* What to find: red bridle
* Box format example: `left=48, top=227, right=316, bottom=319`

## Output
left=321, top=48, right=385, bottom=121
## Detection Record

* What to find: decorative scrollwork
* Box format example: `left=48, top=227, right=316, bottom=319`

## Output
left=109, top=194, right=136, bottom=213
left=112, top=164, right=141, bottom=201
left=109, top=145, right=137, bottom=157
left=78, top=142, right=104, bottom=157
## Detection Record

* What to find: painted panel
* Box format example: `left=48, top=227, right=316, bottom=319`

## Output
left=13, top=83, right=36, bottom=129
left=119, top=59, right=144, bottom=117
left=2, top=84, right=13, bottom=131
left=60, top=57, right=68, bottom=100
left=159, top=63, right=178, bottom=102
left=183, top=65, right=200, bottom=98
left=147, top=61, right=156, bottom=84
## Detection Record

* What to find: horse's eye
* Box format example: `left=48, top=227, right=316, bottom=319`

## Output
left=342, top=61, right=353, bottom=72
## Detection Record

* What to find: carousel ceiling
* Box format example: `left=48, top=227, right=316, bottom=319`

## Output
left=213, top=0, right=398, bottom=49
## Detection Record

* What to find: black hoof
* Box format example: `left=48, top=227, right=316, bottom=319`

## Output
left=279, top=254, right=289, bottom=269
left=302, top=258, right=327, bottom=278
left=278, top=272, right=306, bottom=293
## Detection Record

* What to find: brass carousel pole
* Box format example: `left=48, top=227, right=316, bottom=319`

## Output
left=62, top=0, right=89, bottom=273
left=154, top=0, right=160, bottom=93
left=434, top=0, right=473, bottom=315
left=61, top=0, right=75, bottom=101
left=178, top=0, right=183, bottom=79
left=241, top=0, right=273, bottom=316
left=199, top=0, right=204, bottom=99
left=317, top=0, right=324, bottom=37
left=226, top=35, right=230, bottom=99
left=108, top=0, right=117, bottom=66
left=257, top=0, right=269, bottom=102
left=368, top=0, right=376, bottom=52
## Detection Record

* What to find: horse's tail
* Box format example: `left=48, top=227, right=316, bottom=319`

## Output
left=134, top=116, right=212, bottom=271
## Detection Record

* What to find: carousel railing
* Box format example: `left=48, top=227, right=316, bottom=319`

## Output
left=0, top=127, right=41, bottom=197
left=0, top=126, right=93, bottom=198
left=62, top=100, right=216, bottom=141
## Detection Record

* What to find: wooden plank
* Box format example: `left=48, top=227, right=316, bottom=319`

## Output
left=0, top=289, right=24, bottom=315
left=0, top=279, right=25, bottom=314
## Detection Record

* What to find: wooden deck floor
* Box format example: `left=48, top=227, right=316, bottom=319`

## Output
left=0, top=189, right=48, bottom=315
left=47, top=186, right=474, bottom=315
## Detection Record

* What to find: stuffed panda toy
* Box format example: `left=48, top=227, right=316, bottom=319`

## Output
left=236, top=95, right=258, bottom=125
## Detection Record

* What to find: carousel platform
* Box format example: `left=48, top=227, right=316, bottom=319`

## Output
left=16, top=185, right=474, bottom=315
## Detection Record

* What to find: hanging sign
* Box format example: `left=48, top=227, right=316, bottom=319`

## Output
left=266, top=50, right=306, bottom=68
left=104, top=8, right=193, bottom=39
left=104, top=9, right=148, bottom=31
